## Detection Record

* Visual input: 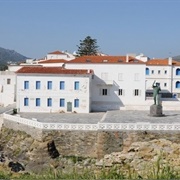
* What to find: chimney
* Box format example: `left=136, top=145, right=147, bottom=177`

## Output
left=168, top=57, right=172, bottom=65
left=126, top=54, right=129, bottom=62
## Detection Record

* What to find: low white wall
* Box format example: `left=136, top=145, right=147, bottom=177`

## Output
left=3, top=112, right=180, bottom=131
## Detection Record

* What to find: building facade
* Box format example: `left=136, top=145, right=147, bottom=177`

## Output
left=145, top=58, right=180, bottom=99
left=16, top=66, right=93, bottom=113
left=65, top=56, right=146, bottom=111
left=0, top=71, right=16, bottom=106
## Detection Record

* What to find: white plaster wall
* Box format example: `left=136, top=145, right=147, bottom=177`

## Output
left=47, top=54, right=68, bottom=59
left=8, top=65, right=23, bottom=72
left=0, top=71, right=16, bottom=106
left=16, top=74, right=91, bottom=113
left=46, top=53, right=75, bottom=61
left=66, top=63, right=146, bottom=111
left=38, top=63, right=64, bottom=67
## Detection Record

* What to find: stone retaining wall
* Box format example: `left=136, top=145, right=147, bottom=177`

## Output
left=3, top=119, right=180, bottom=158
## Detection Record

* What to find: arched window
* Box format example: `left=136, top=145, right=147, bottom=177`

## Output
left=146, top=68, right=150, bottom=75
left=176, top=81, right=180, bottom=88
left=176, top=68, right=180, bottom=75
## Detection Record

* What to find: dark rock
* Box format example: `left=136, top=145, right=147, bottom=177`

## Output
left=8, top=161, right=25, bottom=172
left=0, top=153, right=5, bottom=162
left=47, top=140, right=59, bottom=159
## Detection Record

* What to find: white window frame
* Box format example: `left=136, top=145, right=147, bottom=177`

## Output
left=101, top=72, right=108, bottom=80
left=134, top=73, right=140, bottom=81
left=118, top=73, right=123, bottom=81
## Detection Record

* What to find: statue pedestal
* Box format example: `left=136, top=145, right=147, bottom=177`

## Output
left=149, top=105, right=164, bottom=117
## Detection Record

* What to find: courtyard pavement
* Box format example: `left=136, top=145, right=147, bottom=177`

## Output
left=17, top=110, right=180, bottom=124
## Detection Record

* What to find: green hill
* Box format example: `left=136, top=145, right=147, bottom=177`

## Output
left=0, top=47, right=28, bottom=70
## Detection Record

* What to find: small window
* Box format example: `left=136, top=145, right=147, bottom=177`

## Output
left=47, top=98, right=52, bottom=107
left=118, top=73, right=123, bottom=81
left=158, top=70, right=161, bottom=74
left=60, top=98, right=65, bottom=107
left=164, top=83, right=167, bottom=87
left=36, top=98, right=40, bottom=106
left=176, top=81, right=180, bottom=88
left=101, top=73, right=108, bottom=80
left=176, top=68, right=180, bottom=75
left=134, top=73, right=139, bottom=81
left=36, top=81, right=41, bottom=89
left=74, top=99, right=79, bottom=107
left=74, top=81, right=79, bottom=90
left=164, top=70, right=167, bottom=74
left=47, top=81, right=52, bottom=90
left=24, top=97, right=29, bottom=106
left=118, top=89, right=123, bottom=96
left=24, top=81, right=29, bottom=89
left=146, top=68, right=149, bottom=75
left=60, top=81, right=65, bottom=90
left=134, top=89, right=140, bottom=96
left=102, top=89, right=107, bottom=96
left=7, top=79, right=11, bottom=84
left=151, top=70, right=154, bottom=74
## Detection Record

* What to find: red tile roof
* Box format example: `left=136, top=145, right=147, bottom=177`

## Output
left=38, top=59, right=67, bottom=64
left=146, top=59, right=180, bottom=66
left=16, top=66, right=93, bottom=75
left=48, top=51, right=66, bottom=55
left=66, top=56, right=144, bottom=64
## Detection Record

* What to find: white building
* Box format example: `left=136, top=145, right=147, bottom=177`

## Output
left=16, top=66, right=93, bottom=113
left=65, top=55, right=146, bottom=111
left=0, top=70, right=16, bottom=106
left=136, top=53, right=150, bottom=62
left=45, top=50, right=75, bottom=61
left=145, top=58, right=180, bottom=99
left=4, top=49, right=180, bottom=112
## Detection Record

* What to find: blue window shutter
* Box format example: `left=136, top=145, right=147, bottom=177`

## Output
left=74, top=81, right=79, bottom=90
left=47, top=81, right=52, bottom=89
left=36, top=98, right=40, bottom=106
left=60, top=98, right=65, bottom=107
left=36, top=81, right=41, bottom=89
left=24, top=98, right=29, bottom=106
left=24, top=81, right=29, bottom=89
left=47, top=98, right=52, bottom=107
left=176, top=69, right=180, bottom=75
left=176, top=81, right=180, bottom=88
left=74, top=99, right=79, bottom=107
left=145, top=68, right=149, bottom=75
left=60, top=81, right=65, bottom=90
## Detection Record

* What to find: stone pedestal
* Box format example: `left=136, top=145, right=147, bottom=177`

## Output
left=149, top=105, right=164, bottom=117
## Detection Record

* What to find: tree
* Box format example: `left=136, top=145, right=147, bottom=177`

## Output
left=76, top=36, right=99, bottom=56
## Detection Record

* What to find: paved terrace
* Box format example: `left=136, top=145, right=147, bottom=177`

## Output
left=18, top=110, right=180, bottom=124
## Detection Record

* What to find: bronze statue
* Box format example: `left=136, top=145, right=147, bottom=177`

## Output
left=152, top=80, right=161, bottom=105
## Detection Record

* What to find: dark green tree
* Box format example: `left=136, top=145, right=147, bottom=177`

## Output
left=77, top=36, right=99, bottom=56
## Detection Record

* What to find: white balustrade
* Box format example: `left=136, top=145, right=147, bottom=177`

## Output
left=3, top=113, right=180, bottom=131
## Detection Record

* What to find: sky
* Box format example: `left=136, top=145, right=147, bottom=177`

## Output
left=0, top=0, right=180, bottom=59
